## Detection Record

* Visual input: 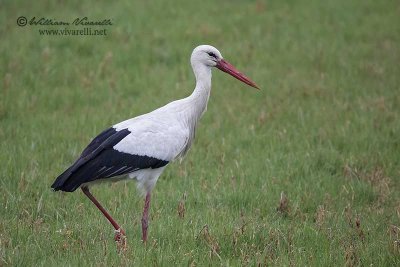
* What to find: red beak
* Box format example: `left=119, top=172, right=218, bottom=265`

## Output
left=216, top=59, right=259, bottom=89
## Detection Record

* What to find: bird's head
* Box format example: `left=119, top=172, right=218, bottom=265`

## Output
left=191, top=45, right=259, bottom=89
left=191, top=45, right=223, bottom=68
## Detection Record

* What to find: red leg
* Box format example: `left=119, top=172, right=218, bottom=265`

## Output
left=141, top=192, right=151, bottom=243
left=81, top=187, right=126, bottom=245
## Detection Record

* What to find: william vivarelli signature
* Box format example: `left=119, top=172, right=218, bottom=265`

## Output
left=17, top=16, right=112, bottom=27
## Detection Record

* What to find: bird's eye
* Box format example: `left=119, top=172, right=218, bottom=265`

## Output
left=207, top=52, right=217, bottom=58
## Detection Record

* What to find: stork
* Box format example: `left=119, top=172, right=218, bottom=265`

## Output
left=51, top=45, right=259, bottom=246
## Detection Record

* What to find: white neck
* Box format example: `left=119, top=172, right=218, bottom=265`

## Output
left=187, top=61, right=212, bottom=119
left=169, top=60, right=213, bottom=158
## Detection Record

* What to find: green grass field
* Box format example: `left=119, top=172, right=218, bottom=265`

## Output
left=1, top=0, right=400, bottom=266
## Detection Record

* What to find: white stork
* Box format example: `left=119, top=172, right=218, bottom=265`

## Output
left=51, top=45, right=259, bottom=245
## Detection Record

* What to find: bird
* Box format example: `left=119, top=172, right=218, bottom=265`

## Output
left=51, top=45, right=259, bottom=246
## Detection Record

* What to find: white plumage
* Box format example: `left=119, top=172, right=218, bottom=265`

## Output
left=113, top=110, right=190, bottom=163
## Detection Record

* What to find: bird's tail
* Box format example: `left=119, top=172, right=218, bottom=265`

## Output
left=51, top=166, right=75, bottom=192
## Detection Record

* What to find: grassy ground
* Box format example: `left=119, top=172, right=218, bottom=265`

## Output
left=1, top=0, right=400, bottom=266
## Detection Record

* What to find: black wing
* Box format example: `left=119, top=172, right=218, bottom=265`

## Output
left=51, top=127, right=168, bottom=192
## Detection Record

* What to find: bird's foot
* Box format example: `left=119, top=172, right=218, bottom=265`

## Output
left=114, top=228, right=127, bottom=252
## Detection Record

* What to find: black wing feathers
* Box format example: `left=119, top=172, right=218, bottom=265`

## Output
left=51, top=127, right=168, bottom=192
left=69, top=129, right=131, bottom=174
left=80, top=127, right=117, bottom=158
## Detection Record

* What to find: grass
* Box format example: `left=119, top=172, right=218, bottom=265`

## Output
left=1, top=0, right=400, bottom=265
